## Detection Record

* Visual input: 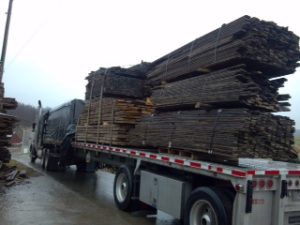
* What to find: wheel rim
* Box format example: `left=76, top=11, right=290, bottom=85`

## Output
left=190, top=199, right=218, bottom=225
left=115, top=173, right=128, bottom=203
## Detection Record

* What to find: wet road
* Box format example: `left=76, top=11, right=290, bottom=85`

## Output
left=0, top=153, right=179, bottom=225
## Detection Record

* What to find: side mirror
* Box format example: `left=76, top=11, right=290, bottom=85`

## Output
left=32, top=123, right=36, bottom=132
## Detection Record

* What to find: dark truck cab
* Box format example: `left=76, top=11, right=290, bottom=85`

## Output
left=30, top=99, right=85, bottom=170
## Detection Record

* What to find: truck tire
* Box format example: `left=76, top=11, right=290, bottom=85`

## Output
left=44, top=149, right=59, bottom=171
left=184, top=187, right=230, bottom=225
left=113, top=165, right=136, bottom=211
left=60, top=135, right=74, bottom=166
left=29, top=145, right=37, bottom=163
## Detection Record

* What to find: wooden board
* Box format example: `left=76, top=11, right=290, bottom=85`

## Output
left=151, top=65, right=290, bottom=112
left=0, top=93, right=17, bottom=162
left=129, top=109, right=297, bottom=162
left=146, top=16, right=300, bottom=86
left=86, top=63, right=151, bottom=100
left=75, top=97, right=153, bottom=146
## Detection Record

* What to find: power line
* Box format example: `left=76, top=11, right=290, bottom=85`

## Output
left=5, top=20, right=47, bottom=69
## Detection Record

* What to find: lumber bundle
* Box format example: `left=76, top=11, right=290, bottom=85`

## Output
left=77, top=16, right=299, bottom=163
left=85, top=63, right=150, bottom=100
left=147, top=16, right=300, bottom=86
left=0, top=113, right=16, bottom=142
left=76, top=97, right=153, bottom=145
left=76, top=124, right=133, bottom=146
left=0, top=83, right=18, bottom=163
left=129, top=109, right=297, bottom=162
left=127, top=16, right=300, bottom=163
left=77, top=63, right=153, bottom=146
left=1, top=97, right=18, bottom=110
left=151, top=65, right=290, bottom=112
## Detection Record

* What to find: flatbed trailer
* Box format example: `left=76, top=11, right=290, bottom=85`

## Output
left=30, top=99, right=300, bottom=225
left=72, top=141, right=300, bottom=225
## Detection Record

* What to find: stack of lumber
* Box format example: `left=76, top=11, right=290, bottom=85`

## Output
left=1, top=97, right=18, bottom=110
left=76, top=63, right=153, bottom=146
left=151, top=64, right=290, bottom=111
left=85, top=63, right=150, bottom=100
left=76, top=123, right=133, bottom=146
left=76, top=98, right=153, bottom=145
left=78, top=98, right=153, bottom=125
left=147, top=16, right=300, bottom=86
left=0, top=83, right=18, bottom=163
left=127, top=16, right=300, bottom=163
left=76, top=16, right=299, bottom=163
left=129, top=109, right=297, bottom=162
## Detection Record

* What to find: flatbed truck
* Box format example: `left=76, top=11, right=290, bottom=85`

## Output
left=30, top=99, right=300, bottom=225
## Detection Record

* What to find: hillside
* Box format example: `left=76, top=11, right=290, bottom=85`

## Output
left=7, top=102, right=38, bottom=127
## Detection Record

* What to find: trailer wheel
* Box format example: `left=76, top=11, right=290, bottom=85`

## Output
left=114, top=165, right=135, bottom=211
left=184, top=187, right=230, bottom=225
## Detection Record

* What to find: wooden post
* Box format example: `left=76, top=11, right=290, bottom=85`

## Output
left=0, top=0, right=14, bottom=84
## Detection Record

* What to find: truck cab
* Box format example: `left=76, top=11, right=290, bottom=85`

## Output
left=30, top=99, right=85, bottom=170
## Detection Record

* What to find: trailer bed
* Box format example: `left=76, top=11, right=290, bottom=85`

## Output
left=73, top=142, right=300, bottom=181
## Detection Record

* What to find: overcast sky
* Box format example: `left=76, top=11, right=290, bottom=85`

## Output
left=0, top=0, right=299, bottom=128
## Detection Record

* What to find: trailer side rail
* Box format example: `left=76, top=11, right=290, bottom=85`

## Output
left=73, top=142, right=300, bottom=181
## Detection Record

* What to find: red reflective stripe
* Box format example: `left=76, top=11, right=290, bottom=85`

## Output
left=217, top=167, right=223, bottom=173
left=247, top=170, right=256, bottom=175
left=130, top=151, right=136, bottom=155
left=208, top=165, right=212, bottom=170
left=162, top=156, right=170, bottom=161
left=122, top=149, right=127, bottom=153
left=265, top=170, right=280, bottom=176
left=150, top=154, right=157, bottom=159
left=288, top=171, right=300, bottom=176
left=140, top=152, right=146, bottom=157
left=109, top=147, right=113, bottom=151
left=175, top=159, right=184, bottom=165
left=232, top=170, right=246, bottom=177
left=115, top=148, right=120, bottom=152
left=190, top=162, right=201, bottom=168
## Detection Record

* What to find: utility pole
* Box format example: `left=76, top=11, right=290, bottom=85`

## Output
left=0, top=0, right=14, bottom=84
